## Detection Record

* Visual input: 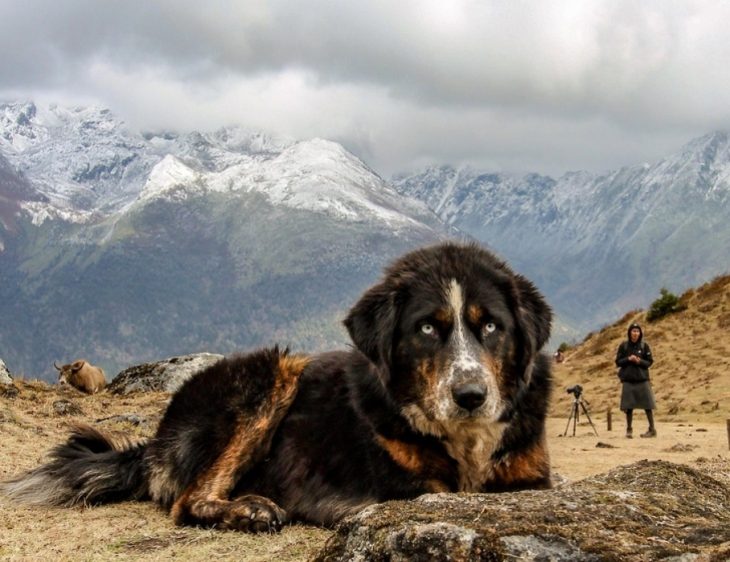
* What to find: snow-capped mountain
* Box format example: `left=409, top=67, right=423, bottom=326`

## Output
left=394, top=132, right=730, bottom=333
left=136, top=136, right=430, bottom=228
left=0, top=102, right=435, bottom=229
left=0, top=102, right=156, bottom=213
left=0, top=101, right=452, bottom=380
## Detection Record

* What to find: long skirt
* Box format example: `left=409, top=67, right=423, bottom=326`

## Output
left=620, top=381, right=656, bottom=411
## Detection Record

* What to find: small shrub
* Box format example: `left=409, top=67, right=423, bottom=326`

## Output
left=557, top=342, right=570, bottom=353
left=647, top=288, right=686, bottom=322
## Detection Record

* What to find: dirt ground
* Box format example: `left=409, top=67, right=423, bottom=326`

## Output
left=546, top=416, right=730, bottom=482
left=1, top=381, right=729, bottom=561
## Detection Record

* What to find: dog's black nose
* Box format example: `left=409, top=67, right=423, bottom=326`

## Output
left=452, top=383, right=487, bottom=412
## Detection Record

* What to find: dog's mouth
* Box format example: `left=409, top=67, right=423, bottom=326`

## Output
left=439, top=398, right=504, bottom=423
left=401, top=392, right=506, bottom=439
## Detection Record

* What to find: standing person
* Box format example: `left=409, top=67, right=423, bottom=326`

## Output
left=615, top=322, right=656, bottom=438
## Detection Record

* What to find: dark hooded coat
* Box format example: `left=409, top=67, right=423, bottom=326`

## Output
left=615, top=323, right=653, bottom=382
left=616, top=323, right=656, bottom=410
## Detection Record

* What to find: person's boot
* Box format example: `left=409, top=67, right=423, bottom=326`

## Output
left=625, top=411, right=634, bottom=438
left=642, top=410, right=656, bottom=438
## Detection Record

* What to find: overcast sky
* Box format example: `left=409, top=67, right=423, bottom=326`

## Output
left=2, top=1, right=729, bottom=177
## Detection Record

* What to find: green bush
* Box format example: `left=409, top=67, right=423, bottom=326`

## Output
left=647, top=288, right=686, bottom=322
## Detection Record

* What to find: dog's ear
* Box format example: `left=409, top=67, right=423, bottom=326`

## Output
left=344, top=282, right=399, bottom=373
left=512, top=273, right=552, bottom=361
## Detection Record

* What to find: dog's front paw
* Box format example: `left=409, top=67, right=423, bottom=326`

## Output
left=223, top=495, right=288, bottom=533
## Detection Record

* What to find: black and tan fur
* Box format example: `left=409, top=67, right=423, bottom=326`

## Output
left=2, top=242, right=553, bottom=531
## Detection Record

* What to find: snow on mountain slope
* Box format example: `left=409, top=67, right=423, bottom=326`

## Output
left=396, top=132, right=730, bottom=243
left=132, top=137, right=432, bottom=227
left=224, top=139, right=425, bottom=225
left=1, top=102, right=154, bottom=213
left=139, top=155, right=202, bottom=202
left=394, top=166, right=558, bottom=229
left=0, top=102, right=436, bottom=229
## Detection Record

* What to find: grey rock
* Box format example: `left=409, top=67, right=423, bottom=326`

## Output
left=52, top=399, right=84, bottom=417
left=316, top=460, right=730, bottom=562
left=96, top=413, right=151, bottom=428
left=0, top=358, right=12, bottom=385
left=500, top=535, right=600, bottom=561
left=108, top=353, right=224, bottom=394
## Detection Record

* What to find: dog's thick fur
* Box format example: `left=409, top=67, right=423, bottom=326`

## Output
left=2, top=242, right=553, bottom=531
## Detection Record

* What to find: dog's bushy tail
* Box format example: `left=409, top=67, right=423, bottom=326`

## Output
left=1, top=424, right=148, bottom=507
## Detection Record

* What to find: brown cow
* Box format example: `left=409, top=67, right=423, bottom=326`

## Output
left=54, top=360, right=106, bottom=394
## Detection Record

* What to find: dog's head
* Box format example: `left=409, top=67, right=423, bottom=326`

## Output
left=344, top=242, right=551, bottom=433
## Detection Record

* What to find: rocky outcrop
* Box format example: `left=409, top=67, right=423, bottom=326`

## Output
left=316, top=460, right=730, bottom=561
left=0, top=358, right=12, bottom=385
left=52, top=399, right=84, bottom=417
left=107, top=353, right=223, bottom=394
left=0, top=358, right=17, bottom=398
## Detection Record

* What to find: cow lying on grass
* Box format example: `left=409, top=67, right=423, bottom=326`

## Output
left=54, top=360, right=106, bottom=394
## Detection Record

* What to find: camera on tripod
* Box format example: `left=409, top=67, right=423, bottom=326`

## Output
left=562, top=383, right=598, bottom=436
left=566, top=384, right=583, bottom=398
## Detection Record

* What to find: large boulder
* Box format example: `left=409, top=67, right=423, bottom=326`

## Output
left=107, top=353, right=223, bottom=394
left=316, top=460, right=730, bottom=561
left=0, top=358, right=12, bottom=385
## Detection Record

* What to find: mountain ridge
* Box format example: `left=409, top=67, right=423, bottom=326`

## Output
left=393, top=131, right=730, bottom=332
left=0, top=101, right=453, bottom=379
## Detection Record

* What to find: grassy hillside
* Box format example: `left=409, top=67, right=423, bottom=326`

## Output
left=551, top=274, right=730, bottom=422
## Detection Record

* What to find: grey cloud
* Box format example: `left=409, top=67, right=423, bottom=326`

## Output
left=1, top=1, right=730, bottom=176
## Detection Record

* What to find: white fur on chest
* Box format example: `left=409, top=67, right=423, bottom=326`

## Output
left=443, top=421, right=506, bottom=491
left=402, top=405, right=506, bottom=491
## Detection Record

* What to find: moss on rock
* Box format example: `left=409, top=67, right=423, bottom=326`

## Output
left=316, top=460, right=730, bottom=561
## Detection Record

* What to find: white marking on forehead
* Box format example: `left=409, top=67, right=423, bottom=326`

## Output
left=447, top=278, right=464, bottom=315
left=446, top=279, right=480, bottom=373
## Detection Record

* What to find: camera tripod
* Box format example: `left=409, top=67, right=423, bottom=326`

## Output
left=562, top=393, right=599, bottom=437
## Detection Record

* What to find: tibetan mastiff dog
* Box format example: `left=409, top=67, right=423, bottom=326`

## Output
left=2, top=242, right=553, bottom=532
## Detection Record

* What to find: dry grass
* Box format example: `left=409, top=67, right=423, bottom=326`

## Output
left=0, top=382, right=330, bottom=562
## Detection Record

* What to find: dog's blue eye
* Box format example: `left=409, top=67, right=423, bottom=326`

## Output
left=420, top=323, right=436, bottom=336
left=484, top=322, right=497, bottom=334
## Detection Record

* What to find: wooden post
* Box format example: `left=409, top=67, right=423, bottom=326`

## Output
left=727, top=419, right=730, bottom=450
left=607, top=409, right=612, bottom=431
